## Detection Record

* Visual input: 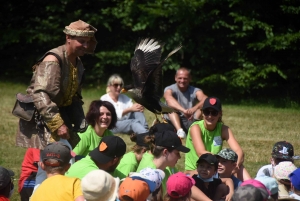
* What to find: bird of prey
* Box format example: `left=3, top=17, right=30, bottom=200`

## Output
left=122, top=38, right=182, bottom=123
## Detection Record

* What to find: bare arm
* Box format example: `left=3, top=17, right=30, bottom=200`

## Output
left=220, top=178, right=234, bottom=201
left=187, top=90, right=208, bottom=114
left=190, top=124, right=211, bottom=157
left=221, top=125, right=244, bottom=167
left=164, top=89, right=186, bottom=113
left=122, top=103, right=144, bottom=116
left=74, top=195, right=85, bottom=201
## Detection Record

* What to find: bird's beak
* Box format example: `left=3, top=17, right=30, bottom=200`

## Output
left=121, top=88, right=127, bottom=93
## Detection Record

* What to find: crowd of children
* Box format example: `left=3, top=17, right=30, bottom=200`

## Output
left=1, top=96, right=300, bottom=201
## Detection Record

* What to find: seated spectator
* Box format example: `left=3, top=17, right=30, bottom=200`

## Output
left=164, top=172, right=195, bottom=201
left=113, top=132, right=150, bottom=179
left=81, top=169, right=119, bottom=201
left=274, top=161, right=297, bottom=199
left=192, top=153, right=234, bottom=201
left=73, top=100, right=117, bottom=157
left=66, top=135, right=126, bottom=179
left=30, top=142, right=84, bottom=201
left=232, top=185, right=264, bottom=201
left=101, top=74, right=149, bottom=135
left=163, top=67, right=207, bottom=138
left=185, top=97, right=251, bottom=181
left=257, top=141, right=296, bottom=178
left=216, top=148, right=242, bottom=189
left=255, top=176, right=279, bottom=201
left=18, top=148, right=40, bottom=201
left=0, top=166, right=14, bottom=201
left=289, top=168, right=300, bottom=200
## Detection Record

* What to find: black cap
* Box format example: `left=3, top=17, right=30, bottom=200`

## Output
left=90, top=135, right=126, bottom=164
left=271, top=141, right=294, bottom=160
left=202, top=97, right=222, bottom=112
left=150, top=123, right=175, bottom=134
left=41, top=142, right=72, bottom=166
left=197, top=153, right=219, bottom=169
left=155, top=130, right=190, bottom=153
left=0, top=166, right=14, bottom=190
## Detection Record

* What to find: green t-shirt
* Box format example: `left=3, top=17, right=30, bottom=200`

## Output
left=73, top=125, right=113, bottom=156
left=65, top=155, right=98, bottom=179
left=185, top=120, right=223, bottom=171
left=136, top=152, right=178, bottom=194
left=113, top=151, right=138, bottom=179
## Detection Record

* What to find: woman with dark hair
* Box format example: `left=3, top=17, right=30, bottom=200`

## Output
left=73, top=100, right=117, bottom=156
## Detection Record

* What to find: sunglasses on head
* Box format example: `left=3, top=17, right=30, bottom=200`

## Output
left=203, top=109, right=219, bottom=116
left=112, top=83, right=123, bottom=88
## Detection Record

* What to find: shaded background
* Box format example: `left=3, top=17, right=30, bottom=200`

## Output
left=1, top=0, right=299, bottom=105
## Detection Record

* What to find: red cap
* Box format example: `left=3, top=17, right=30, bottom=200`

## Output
left=166, top=172, right=195, bottom=198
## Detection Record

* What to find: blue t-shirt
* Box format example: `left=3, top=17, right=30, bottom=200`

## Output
left=231, top=175, right=242, bottom=189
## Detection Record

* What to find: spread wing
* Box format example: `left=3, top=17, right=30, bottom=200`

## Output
left=143, top=44, right=183, bottom=100
left=130, top=38, right=163, bottom=90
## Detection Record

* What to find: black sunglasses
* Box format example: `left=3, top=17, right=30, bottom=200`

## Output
left=203, top=109, right=219, bottom=116
left=112, top=83, right=123, bottom=88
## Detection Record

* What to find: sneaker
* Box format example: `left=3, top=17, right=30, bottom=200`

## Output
left=177, top=128, right=186, bottom=139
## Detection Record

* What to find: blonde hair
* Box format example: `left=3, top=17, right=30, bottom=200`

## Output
left=107, top=74, right=124, bottom=86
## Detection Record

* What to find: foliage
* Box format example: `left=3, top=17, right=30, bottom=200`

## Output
left=1, top=0, right=300, bottom=102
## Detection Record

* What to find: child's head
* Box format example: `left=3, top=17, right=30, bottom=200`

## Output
left=271, top=141, right=294, bottom=166
left=196, top=153, right=218, bottom=179
left=289, top=168, right=300, bottom=195
left=130, top=132, right=151, bottom=161
left=118, top=177, right=152, bottom=201
left=241, top=179, right=271, bottom=201
left=165, top=172, right=195, bottom=201
left=232, top=185, right=264, bottom=201
left=216, top=148, right=238, bottom=176
left=274, top=161, right=297, bottom=192
left=41, top=142, right=72, bottom=174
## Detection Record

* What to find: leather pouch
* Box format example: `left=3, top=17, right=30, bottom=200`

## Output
left=12, top=93, right=36, bottom=121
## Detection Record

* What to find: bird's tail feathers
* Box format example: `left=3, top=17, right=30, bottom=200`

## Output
left=136, top=38, right=161, bottom=53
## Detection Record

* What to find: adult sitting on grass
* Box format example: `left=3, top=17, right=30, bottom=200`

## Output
left=101, top=74, right=149, bottom=135
left=73, top=100, right=117, bottom=157
left=256, top=141, right=296, bottom=178
left=113, top=132, right=150, bottom=179
left=185, top=96, right=251, bottom=181
left=65, top=135, right=126, bottom=179
left=30, top=142, right=84, bottom=201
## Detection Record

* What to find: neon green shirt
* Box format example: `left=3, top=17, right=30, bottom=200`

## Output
left=113, top=151, right=138, bottom=179
left=185, top=120, right=223, bottom=171
left=136, top=152, right=178, bottom=194
left=65, top=155, right=98, bottom=179
left=73, top=125, right=113, bottom=156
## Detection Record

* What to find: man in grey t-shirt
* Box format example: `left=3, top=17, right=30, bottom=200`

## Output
left=163, top=67, right=207, bottom=138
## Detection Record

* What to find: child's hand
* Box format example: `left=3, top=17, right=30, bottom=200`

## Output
left=225, top=192, right=233, bottom=201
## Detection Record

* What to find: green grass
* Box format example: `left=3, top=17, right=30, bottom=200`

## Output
left=1, top=81, right=300, bottom=200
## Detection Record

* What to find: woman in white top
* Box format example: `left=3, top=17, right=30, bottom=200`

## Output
left=100, top=74, right=149, bottom=134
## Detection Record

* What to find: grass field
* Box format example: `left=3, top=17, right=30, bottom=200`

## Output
left=1, top=81, right=300, bottom=201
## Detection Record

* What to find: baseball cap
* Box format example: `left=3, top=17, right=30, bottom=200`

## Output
left=167, top=172, right=195, bottom=198
left=119, top=177, right=150, bottom=201
left=154, top=130, right=190, bottom=153
left=271, top=141, right=294, bottom=160
left=130, top=167, right=165, bottom=192
left=255, top=176, right=278, bottom=195
left=0, top=166, right=14, bottom=190
left=197, top=153, right=219, bottom=170
left=232, top=185, right=264, bottom=201
left=289, top=168, right=300, bottom=191
left=81, top=169, right=119, bottom=201
left=202, top=97, right=222, bottom=112
left=217, top=148, right=238, bottom=162
left=274, top=161, right=297, bottom=180
left=41, top=142, right=72, bottom=166
left=90, top=135, right=126, bottom=164
left=241, top=179, right=271, bottom=200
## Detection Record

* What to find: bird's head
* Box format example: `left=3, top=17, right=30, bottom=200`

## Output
left=121, top=84, right=134, bottom=93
